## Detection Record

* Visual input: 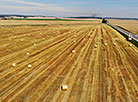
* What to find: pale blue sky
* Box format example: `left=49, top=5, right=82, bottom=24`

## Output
left=0, top=0, right=138, bottom=17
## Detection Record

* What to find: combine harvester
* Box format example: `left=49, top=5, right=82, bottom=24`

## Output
left=102, top=19, right=138, bottom=46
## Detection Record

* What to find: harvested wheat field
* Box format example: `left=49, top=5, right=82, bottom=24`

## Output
left=0, top=20, right=138, bottom=102
left=0, top=19, right=100, bottom=26
left=108, top=19, right=138, bottom=35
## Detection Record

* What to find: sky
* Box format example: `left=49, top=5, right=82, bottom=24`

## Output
left=0, top=0, right=138, bottom=18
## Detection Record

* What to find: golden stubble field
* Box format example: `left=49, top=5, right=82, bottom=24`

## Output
left=0, top=20, right=138, bottom=102
left=0, top=19, right=101, bottom=26
left=108, top=19, right=138, bottom=35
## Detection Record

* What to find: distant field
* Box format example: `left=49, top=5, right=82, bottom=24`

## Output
left=108, top=19, right=138, bottom=35
left=0, top=19, right=101, bottom=26
left=0, top=21, right=138, bottom=102
left=8, top=18, right=83, bottom=21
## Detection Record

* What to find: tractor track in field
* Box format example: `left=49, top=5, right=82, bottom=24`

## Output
left=0, top=24, right=138, bottom=102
